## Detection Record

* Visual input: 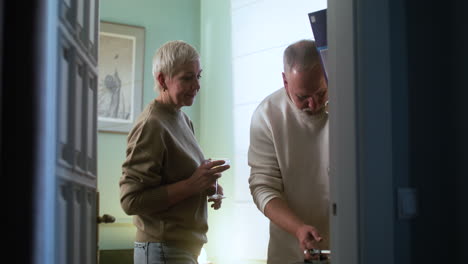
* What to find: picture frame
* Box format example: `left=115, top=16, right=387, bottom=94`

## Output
left=97, top=21, right=145, bottom=133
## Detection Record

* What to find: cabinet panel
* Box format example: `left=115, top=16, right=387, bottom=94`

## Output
left=87, top=73, right=97, bottom=176
left=72, top=186, right=84, bottom=264
left=74, top=58, right=85, bottom=170
left=84, top=190, right=97, bottom=263
left=58, top=38, right=75, bottom=165
left=56, top=182, right=71, bottom=264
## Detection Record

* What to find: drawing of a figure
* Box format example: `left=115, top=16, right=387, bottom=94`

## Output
left=98, top=34, right=133, bottom=122
left=104, top=70, right=122, bottom=118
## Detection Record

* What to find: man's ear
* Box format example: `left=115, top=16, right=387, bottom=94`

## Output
left=282, top=72, right=288, bottom=90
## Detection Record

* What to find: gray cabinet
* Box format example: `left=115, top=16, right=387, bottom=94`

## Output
left=56, top=0, right=99, bottom=263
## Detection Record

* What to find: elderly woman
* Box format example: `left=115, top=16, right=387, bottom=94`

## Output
left=120, top=40, right=229, bottom=264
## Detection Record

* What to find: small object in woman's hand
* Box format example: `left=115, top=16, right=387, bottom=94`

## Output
left=208, top=194, right=226, bottom=200
left=207, top=158, right=230, bottom=200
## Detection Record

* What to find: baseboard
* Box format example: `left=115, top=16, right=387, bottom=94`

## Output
left=99, top=249, right=133, bottom=264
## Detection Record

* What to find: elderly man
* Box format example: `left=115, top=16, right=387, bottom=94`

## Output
left=248, top=39, right=329, bottom=264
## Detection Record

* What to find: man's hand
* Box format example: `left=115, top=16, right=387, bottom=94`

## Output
left=264, top=198, right=324, bottom=260
left=296, top=224, right=323, bottom=260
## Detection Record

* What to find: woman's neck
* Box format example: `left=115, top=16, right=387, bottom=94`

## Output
left=156, top=93, right=180, bottom=110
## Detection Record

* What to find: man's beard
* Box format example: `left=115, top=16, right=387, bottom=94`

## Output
left=302, top=106, right=324, bottom=115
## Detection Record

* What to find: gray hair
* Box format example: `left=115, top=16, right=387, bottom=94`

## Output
left=283, top=39, right=320, bottom=74
left=152, top=40, right=200, bottom=91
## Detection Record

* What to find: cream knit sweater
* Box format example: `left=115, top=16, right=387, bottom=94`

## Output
left=248, top=88, right=329, bottom=264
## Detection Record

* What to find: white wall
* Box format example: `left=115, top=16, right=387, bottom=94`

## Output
left=231, top=0, right=327, bottom=262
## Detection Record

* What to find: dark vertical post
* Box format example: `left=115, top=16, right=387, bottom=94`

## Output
left=2, top=1, right=41, bottom=264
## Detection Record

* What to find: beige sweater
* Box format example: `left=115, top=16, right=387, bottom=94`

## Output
left=120, top=99, right=206, bottom=256
left=248, top=88, right=329, bottom=264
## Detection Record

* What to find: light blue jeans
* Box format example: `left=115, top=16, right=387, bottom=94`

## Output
left=134, top=242, right=198, bottom=264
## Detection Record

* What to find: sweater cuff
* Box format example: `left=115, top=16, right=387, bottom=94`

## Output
left=252, top=186, right=283, bottom=214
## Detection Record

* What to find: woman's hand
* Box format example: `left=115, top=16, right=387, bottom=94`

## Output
left=208, top=183, right=224, bottom=210
left=185, top=160, right=230, bottom=194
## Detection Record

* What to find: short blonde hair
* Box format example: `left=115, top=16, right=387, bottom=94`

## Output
left=152, top=40, right=200, bottom=91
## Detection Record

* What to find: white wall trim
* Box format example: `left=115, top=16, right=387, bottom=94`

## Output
left=328, top=0, right=359, bottom=263
left=329, top=0, right=395, bottom=263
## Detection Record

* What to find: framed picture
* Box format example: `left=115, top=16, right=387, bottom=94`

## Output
left=98, top=21, right=145, bottom=133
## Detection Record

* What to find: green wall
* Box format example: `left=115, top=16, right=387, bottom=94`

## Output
left=199, top=0, right=234, bottom=263
left=98, top=0, right=201, bottom=250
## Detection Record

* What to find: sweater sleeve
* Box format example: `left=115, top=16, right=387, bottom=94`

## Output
left=119, top=120, right=169, bottom=216
left=248, top=106, right=284, bottom=214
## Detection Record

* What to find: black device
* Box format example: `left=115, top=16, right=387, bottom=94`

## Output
left=308, top=9, right=328, bottom=82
